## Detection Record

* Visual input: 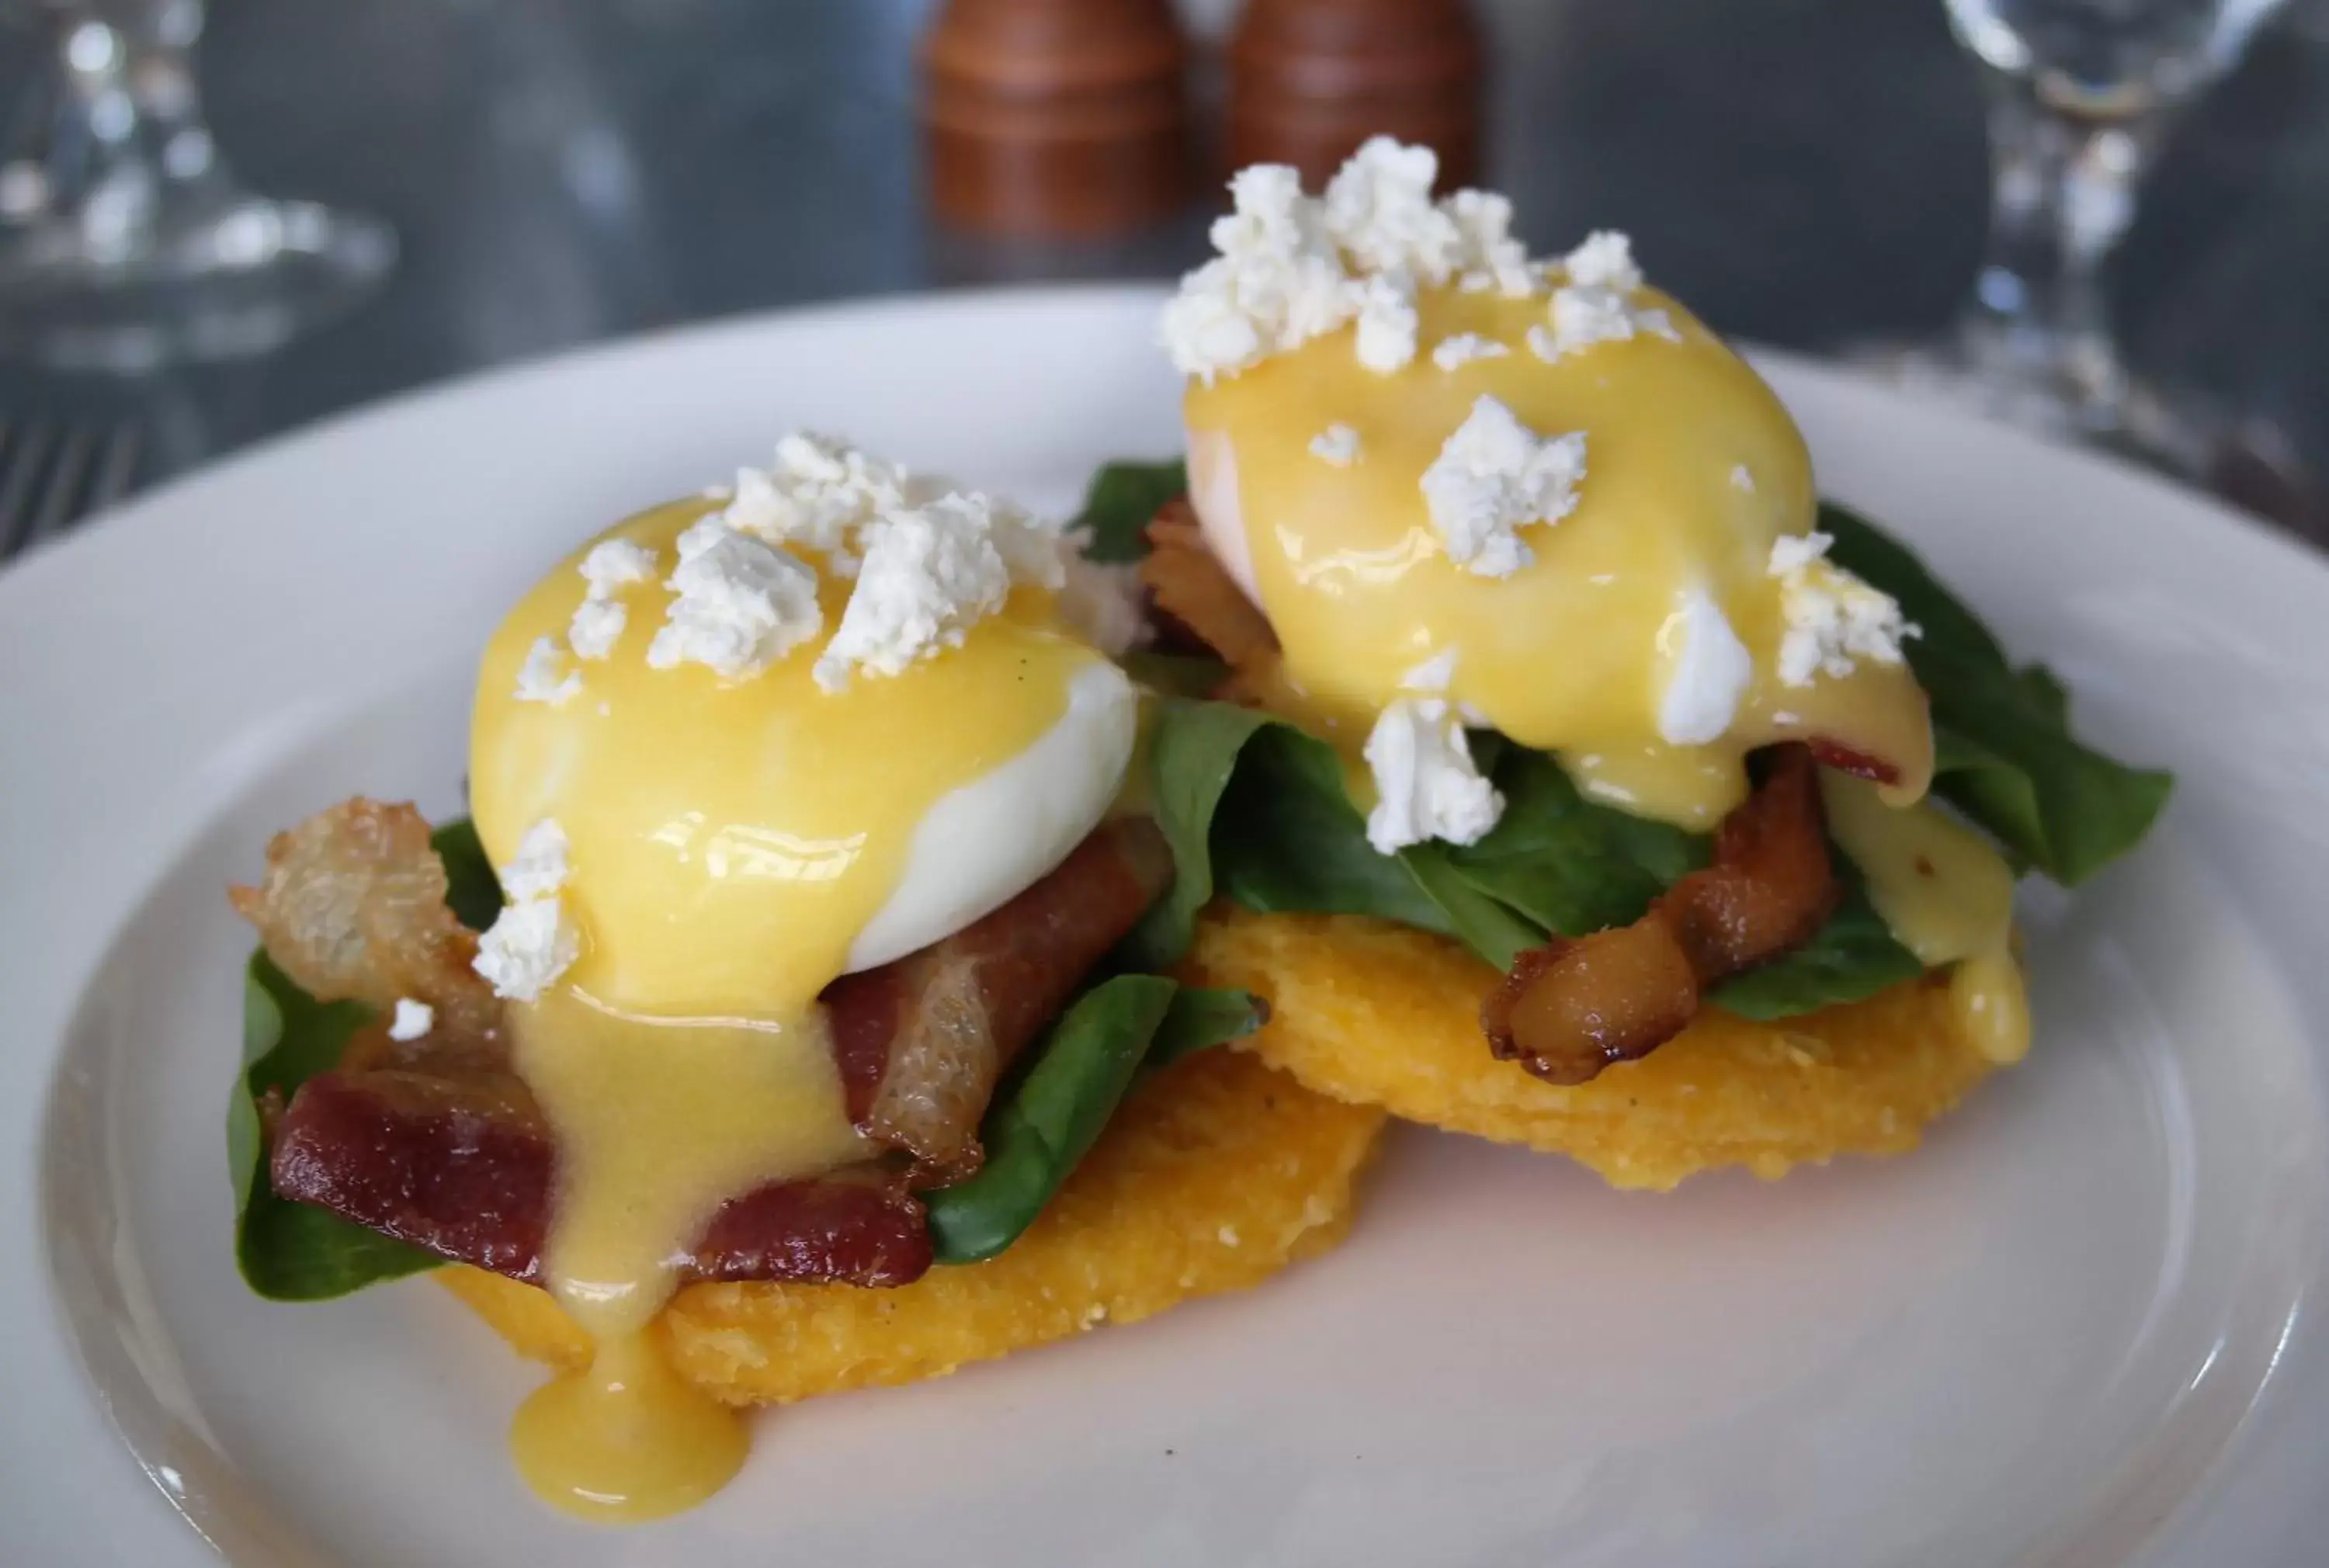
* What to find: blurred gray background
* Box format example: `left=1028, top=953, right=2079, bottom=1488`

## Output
left=0, top=0, right=2323, bottom=487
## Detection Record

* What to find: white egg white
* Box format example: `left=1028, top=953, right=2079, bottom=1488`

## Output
left=842, top=658, right=1140, bottom=973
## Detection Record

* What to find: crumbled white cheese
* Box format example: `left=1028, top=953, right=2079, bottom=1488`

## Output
left=1530, top=230, right=1678, bottom=361
left=387, top=997, right=435, bottom=1042
left=1730, top=464, right=1756, bottom=494
left=1322, top=136, right=1462, bottom=283
left=1401, top=647, right=1460, bottom=693
left=578, top=537, right=657, bottom=596
left=1363, top=697, right=1504, bottom=854
left=567, top=598, right=628, bottom=661
left=1160, top=164, right=1359, bottom=383
left=1352, top=270, right=1420, bottom=373
left=512, top=637, right=581, bottom=706
left=1419, top=395, right=1588, bottom=578
left=567, top=537, right=658, bottom=660
left=473, top=899, right=578, bottom=1002
left=1767, top=531, right=1918, bottom=686
left=473, top=819, right=578, bottom=1002
left=1163, top=141, right=1553, bottom=380
left=1309, top=423, right=1362, bottom=467
left=1561, top=230, right=1642, bottom=293
left=645, top=524, right=824, bottom=679
left=1163, top=140, right=1683, bottom=383
left=1055, top=539, right=1151, bottom=658
left=1432, top=333, right=1512, bottom=371
left=498, top=818, right=571, bottom=902
left=814, top=494, right=1011, bottom=691
left=720, top=432, right=915, bottom=572
left=1443, top=189, right=1536, bottom=297
left=980, top=491, right=1072, bottom=594
left=1657, top=588, right=1753, bottom=746
left=1539, top=283, right=1639, bottom=359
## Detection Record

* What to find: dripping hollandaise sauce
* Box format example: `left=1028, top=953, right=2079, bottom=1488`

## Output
left=1180, top=281, right=2028, bottom=1061
left=467, top=498, right=1109, bottom=1519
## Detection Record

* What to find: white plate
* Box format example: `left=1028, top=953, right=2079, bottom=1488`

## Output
left=4, top=288, right=2327, bottom=1568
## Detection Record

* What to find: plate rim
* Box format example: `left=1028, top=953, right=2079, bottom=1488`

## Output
left=4, top=283, right=2327, bottom=1568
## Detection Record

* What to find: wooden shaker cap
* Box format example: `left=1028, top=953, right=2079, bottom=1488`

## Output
left=1227, top=0, right=1484, bottom=190
left=922, top=0, right=1193, bottom=237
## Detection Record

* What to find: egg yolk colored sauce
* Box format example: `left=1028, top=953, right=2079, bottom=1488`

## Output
left=1185, top=282, right=2028, bottom=1062
left=468, top=497, right=1110, bottom=1521
left=1185, top=283, right=1932, bottom=829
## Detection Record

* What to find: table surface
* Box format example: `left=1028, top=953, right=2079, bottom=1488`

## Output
left=2, top=0, right=2326, bottom=503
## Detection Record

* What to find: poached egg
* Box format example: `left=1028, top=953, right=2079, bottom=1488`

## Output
left=463, top=453, right=1137, bottom=1519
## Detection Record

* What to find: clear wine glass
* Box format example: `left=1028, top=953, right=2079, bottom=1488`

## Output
left=1865, top=0, right=2291, bottom=480
left=0, top=0, right=396, bottom=370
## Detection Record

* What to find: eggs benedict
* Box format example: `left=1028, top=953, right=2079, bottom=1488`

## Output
left=1118, top=139, right=2170, bottom=1187
left=227, top=435, right=1383, bottom=1521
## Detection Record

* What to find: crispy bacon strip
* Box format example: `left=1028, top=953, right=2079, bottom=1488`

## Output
left=229, top=799, right=501, bottom=1039
left=272, top=1070, right=931, bottom=1286
left=1482, top=746, right=1838, bottom=1084
left=264, top=818, right=1172, bottom=1286
left=1806, top=737, right=1901, bottom=787
left=1140, top=501, right=1284, bottom=700
left=824, top=817, right=1174, bottom=1180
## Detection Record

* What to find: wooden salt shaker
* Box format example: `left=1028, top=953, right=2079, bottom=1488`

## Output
left=1227, top=0, right=1484, bottom=189
left=922, top=0, right=1192, bottom=236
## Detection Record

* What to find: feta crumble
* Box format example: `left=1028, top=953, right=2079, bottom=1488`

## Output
left=387, top=998, right=435, bottom=1042
left=1656, top=588, right=1753, bottom=746
left=1562, top=230, right=1642, bottom=293
left=1766, top=532, right=1918, bottom=687
left=1322, top=136, right=1461, bottom=283
left=579, top=536, right=657, bottom=596
left=814, top=494, right=1011, bottom=691
left=1363, top=698, right=1504, bottom=854
left=1443, top=189, right=1536, bottom=297
left=513, top=637, right=581, bottom=706
left=717, top=431, right=915, bottom=572
left=567, top=598, right=628, bottom=661
left=1309, top=423, right=1363, bottom=467
left=1531, top=230, right=1678, bottom=361
left=645, top=524, right=824, bottom=679
left=568, top=537, right=658, bottom=660
left=1164, top=139, right=1605, bottom=381
left=1419, top=395, right=1588, bottom=578
left=1431, top=332, right=1512, bottom=371
left=1352, top=270, right=1420, bottom=373
left=473, top=819, right=578, bottom=1002
left=1160, top=164, right=1359, bottom=383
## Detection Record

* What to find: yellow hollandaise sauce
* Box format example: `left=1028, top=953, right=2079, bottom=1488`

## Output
left=468, top=497, right=1102, bottom=1520
left=1821, top=774, right=2030, bottom=1065
left=1184, top=284, right=1934, bottom=829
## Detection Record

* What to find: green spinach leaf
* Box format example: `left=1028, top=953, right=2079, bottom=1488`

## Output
left=1821, top=502, right=2171, bottom=884
left=1443, top=747, right=1704, bottom=938
left=1705, top=883, right=1925, bottom=1020
left=1070, top=458, right=1187, bottom=564
left=1149, top=985, right=1271, bottom=1067
left=922, top=974, right=1178, bottom=1264
left=232, top=954, right=443, bottom=1299
left=430, top=817, right=503, bottom=931
left=231, top=815, right=504, bottom=1301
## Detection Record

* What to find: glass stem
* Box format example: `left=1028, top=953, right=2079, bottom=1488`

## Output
left=1961, top=71, right=2168, bottom=427
left=5, top=1, right=222, bottom=258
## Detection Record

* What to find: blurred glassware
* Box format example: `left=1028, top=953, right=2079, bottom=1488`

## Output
left=0, top=0, right=395, bottom=371
left=1858, top=0, right=2299, bottom=494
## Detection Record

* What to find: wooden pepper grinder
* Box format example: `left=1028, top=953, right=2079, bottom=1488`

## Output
left=922, top=0, right=1192, bottom=237
left=1227, top=0, right=1484, bottom=189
